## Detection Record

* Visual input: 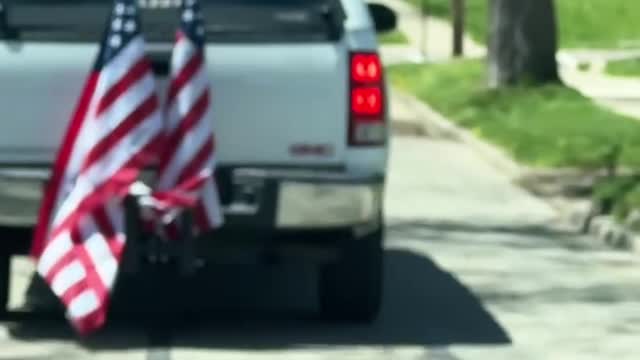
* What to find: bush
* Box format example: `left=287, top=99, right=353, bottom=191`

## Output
left=592, top=175, right=640, bottom=220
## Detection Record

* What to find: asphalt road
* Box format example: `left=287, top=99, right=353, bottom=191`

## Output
left=3, top=120, right=640, bottom=359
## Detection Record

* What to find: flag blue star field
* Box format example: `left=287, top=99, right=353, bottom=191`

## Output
left=96, top=0, right=142, bottom=68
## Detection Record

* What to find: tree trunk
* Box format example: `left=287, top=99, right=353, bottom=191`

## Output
left=452, top=0, right=465, bottom=57
left=488, top=0, right=559, bottom=87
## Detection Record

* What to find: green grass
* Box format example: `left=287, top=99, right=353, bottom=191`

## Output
left=606, top=58, right=640, bottom=77
left=387, top=59, right=640, bottom=169
left=378, top=30, right=409, bottom=45
left=406, top=0, right=640, bottom=49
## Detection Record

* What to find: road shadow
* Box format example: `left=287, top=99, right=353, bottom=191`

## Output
left=5, top=248, right=511, bottom=350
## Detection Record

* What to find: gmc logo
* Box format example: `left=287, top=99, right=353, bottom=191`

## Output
left=138, top=0, right=182, bottom=9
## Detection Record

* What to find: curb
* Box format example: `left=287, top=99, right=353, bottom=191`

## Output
left=390, top=118, right=429, bottom=136
left=389, top=88, right=613, bottom=240
left=391, top=88, right=524, bottom=179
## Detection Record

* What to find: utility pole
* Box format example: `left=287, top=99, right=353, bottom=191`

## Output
left=412, top=0, right=429, bottom=63
left=413, top=0, right=429, bottom=63
left=420, top=0, right=428, bottom=60
left=452, top=0, right=465, bottom=57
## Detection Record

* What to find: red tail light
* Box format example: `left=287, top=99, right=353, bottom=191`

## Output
left=351, top=54, right=382, bottom=83
left=352, top=87, right=383, bottom=116
left=349, top=52, right=386, bottom=146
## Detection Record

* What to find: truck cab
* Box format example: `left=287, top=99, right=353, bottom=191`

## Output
left=0, top=0, right=396, bottom=322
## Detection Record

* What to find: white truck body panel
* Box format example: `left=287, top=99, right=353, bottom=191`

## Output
left=0, top=42, right=350, bottom=166
left=0, top=0, right=385, bottom=171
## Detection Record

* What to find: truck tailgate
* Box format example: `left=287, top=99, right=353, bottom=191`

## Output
left=0, top=42, right=348, bottom=165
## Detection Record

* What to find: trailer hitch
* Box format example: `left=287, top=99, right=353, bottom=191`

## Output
left=123, top=194, right=201, bottom=277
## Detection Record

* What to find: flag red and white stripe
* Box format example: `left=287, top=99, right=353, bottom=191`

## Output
left=31, top=0, right=163, bottom=334
left=151, top=0, right=223, bottom=234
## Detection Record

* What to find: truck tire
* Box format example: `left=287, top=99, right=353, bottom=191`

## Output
left=319, top=228, right=383, bottom=323
left=0, top=255, right=9, bottom=319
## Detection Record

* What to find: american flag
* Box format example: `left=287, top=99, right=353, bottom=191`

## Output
left=31, top=0, right=164, bottom=334
left=151, top=0, right=223, bottom=234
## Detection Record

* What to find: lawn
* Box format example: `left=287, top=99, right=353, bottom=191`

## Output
left=378, top=30, right=409, bottom=45
left=387, top=59, right=640, bottom=169
left=605, top=58, right=640, bottom=77
left=406, top=0, right=640, bottom=49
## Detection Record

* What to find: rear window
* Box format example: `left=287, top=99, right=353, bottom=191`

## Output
left=1, top=0, right=346, bottom=43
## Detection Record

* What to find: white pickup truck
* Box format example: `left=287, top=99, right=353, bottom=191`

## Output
left=0, top=0, right=395, bottom=322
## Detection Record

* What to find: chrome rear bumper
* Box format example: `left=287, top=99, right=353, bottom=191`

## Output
left=0, top=168, right=47, bottom=226
left=0, top=167, right=385, bottom=230
left=227, top=168, right=384, bottom=230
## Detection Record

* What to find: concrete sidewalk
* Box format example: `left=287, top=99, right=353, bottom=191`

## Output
left=378, top=0, right=640, bottom=120
left=558, top=50, right=640, bottom=119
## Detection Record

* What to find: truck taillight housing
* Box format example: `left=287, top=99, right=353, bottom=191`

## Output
left=349, top=52, right=386, bottom=146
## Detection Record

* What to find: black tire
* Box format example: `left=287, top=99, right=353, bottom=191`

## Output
left=0, top=254, right=10, bottom=319
left=319, top=228, right=383, bottom=323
